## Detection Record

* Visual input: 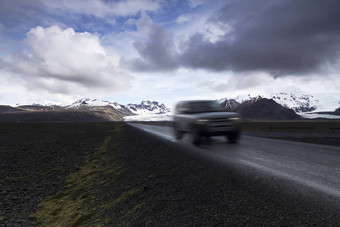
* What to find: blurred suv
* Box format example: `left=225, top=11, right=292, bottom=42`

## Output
left=173, top=100, right=240, bottom=144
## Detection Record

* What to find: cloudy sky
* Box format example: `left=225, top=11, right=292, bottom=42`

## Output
left=0, top=0, right=340, bottom=106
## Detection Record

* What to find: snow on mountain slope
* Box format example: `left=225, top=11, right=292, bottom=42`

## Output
left=312, top=93, right=340, bottom=112
left=268, top=88, right=340, bottom=112
left=218, top=95, right=264, bottom=111
left=68, top=98, right=124, bottom=110
left=220, top=88, right=323, bottom=113
left=127, top=101, right=171, bottom=115
left=234, top=94, right=262, bottom=104
left=67, top=99, right=171, bottom=116
left=269, top=88, right=319, bottom=113
left=298, top=113, right=340, bottom=119
left=15, top=98, right=172, bottom=116
left=218, top=98, right=240, bottom=111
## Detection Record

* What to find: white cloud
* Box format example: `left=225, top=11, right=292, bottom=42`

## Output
left=42, top=0, right=160, bottom=18
left=2, top=25, right=131, bottom=98
left=176, top=14, right=192, bottom=24
left=188, top=0, right=206, bottom=8
left=202, top=20, right=231, bottom=43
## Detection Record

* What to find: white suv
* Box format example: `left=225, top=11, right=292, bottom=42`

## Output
left=173, top=100, right=240, bottom=145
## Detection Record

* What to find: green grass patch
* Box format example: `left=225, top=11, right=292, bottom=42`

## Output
left=4, top=176, right=26, bottom=182
left=29, top=135, right=114, bottom=226
left=29, top=125, right=146, bottom=226
left=38, top=167, right=63, bottom=176
left=0, top=216, right=7, bottom=221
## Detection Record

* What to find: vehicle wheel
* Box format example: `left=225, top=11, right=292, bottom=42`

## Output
left=173, top=124, right=183, bottom=140
left=190, top=127, right=201, bottom=145
left=227, top=131, right=240, bottom=143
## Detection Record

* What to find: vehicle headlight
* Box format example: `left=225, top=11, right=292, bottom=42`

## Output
left=196, top=119, right=209, bottom=124
left=229, top=117, right=240, bottom=121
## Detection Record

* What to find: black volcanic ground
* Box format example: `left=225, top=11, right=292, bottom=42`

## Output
left=1, top=122, right=339, bottom=226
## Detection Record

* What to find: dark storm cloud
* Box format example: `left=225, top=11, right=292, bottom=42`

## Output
left=131, top=0, right=340, bottom=75
left=182, top=0, right=340, bottom=75
left=127, top=20, right=179, bottom=72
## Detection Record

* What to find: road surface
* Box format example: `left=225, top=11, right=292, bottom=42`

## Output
left=129, top=123, right=340, bottom=202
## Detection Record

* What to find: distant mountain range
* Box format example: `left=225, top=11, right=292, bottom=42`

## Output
left=127, top=101, right=170, bottom=115
left=0, top=99, right=171, bottom=122
left=218, top=87, right=340, bottom=119
left=219, top=88, right=321, bottom=113
left=0, top=88, right=339, bottom=122
left=10, top=99, right=171, bottom=115
left=219, top=97, right=300, bottom=120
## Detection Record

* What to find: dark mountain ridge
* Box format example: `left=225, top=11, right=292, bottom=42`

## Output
left=0, top=105, right=24, bottom=112
left=0, top=98, right=308, bottom=121
left=0, top=100, right=170, bottom=122
left=220, top=98, right=300, bottom=120
left=335, top=107, right=340, bottom=115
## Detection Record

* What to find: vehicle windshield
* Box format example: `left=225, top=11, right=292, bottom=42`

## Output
left=189, top=101, right=223, bottom=113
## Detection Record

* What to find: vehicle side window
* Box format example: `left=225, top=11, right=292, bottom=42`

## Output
left=175, top=103, right=183, bottom=114
left=176, top=103, right=190, bottom=114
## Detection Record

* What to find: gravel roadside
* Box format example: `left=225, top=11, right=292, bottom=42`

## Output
left=0, top=123, right=114, bottom=226
left=1, top=122, right=339, bottom=226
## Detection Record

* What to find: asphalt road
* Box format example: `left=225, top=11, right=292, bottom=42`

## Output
left=129, top=123, right=340, bottom=203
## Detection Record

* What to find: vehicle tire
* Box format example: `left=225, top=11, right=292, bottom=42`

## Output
left=227, top=131, right=240, bottom=143
left=190, top=126, right=201, bottom=145
left=173, top=124, right=183, bottom=140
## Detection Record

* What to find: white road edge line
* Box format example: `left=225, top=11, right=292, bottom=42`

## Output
left=239, top=160, right=340, bottom=198
left=129, top=123, right=340, bottom=198
left=129, top=123, right=177, bottom=142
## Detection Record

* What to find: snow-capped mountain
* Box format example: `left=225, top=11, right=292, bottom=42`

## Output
left=67, top=98, right=125, bottom=111
left=270, top=89, right=318, bottom=113
left=311, top=93, right=340, bottom=112
left=218, top=98, right=240, bottom=111
left=65, top=98, right=134, bottom=116
left=16, top=98, right=171, bottom=117
left=127, top=101, right=171, bottom=115
left=218, top=96, right=300, bottom=120
left=218, top=95, right=263, bottom=111
left=234, top=94, right=263, bottom=104
left=219, top=88, right=323, bottom=113
left=68, top=99, right=171, bottom=115
left=236, top=98, right=300, bottom=120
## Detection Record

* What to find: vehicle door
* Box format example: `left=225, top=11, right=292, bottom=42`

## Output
left=179, top=102, right=194, bottom=132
